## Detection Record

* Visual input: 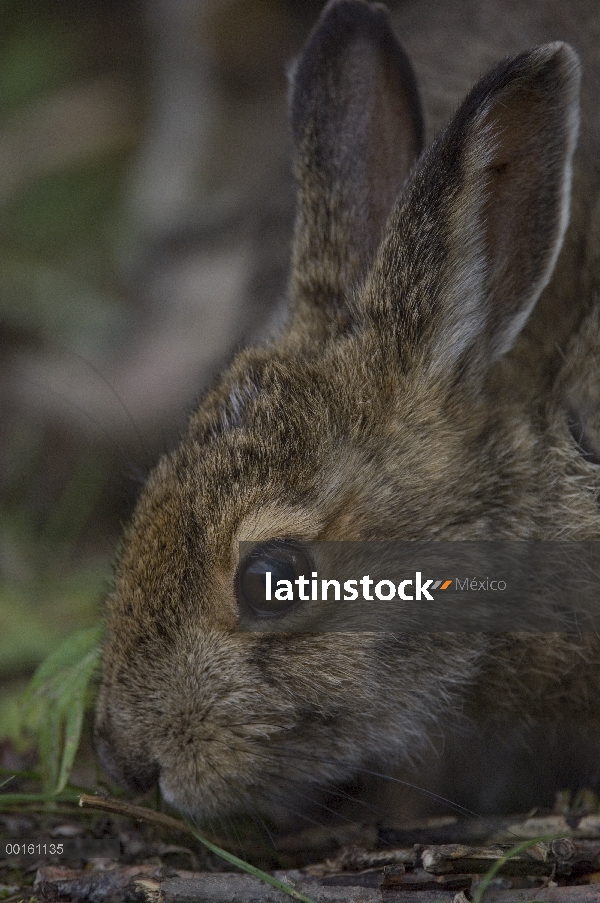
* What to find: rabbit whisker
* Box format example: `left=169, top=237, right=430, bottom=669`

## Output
left=266, top=745, right=481, bottom=820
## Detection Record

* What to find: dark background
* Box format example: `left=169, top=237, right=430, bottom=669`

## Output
left=0, top=0, right=332, bottom=740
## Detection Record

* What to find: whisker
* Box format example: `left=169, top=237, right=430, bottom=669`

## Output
left=189, top=740, right=382, bottom=835
left=200, top=813, right=220, bottom=845
left=224, top=813, right=249, bottom=860
left=233, top=744, right=386, bottom=819
left=68, top=349, right=149, bottom=461
left=257, top=783, right=343, bottom=830
left=250, top=807, right=277, bottom=851
left=206, top=754, right=252, bottom=860
left=264, top=746, right=477, bottom=818
left=256, top=768, right=366, bottom=828
left=268, top=746, right=533, bottom=842
left=193, top=733, right=475, bottom=826
left=20, top=374, right=134, bottom=463
left=184, top=727, right=528, bottom=844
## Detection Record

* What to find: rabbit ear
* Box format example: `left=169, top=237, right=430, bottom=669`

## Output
left=365, top=42, right=580, bottom=384
left=289, top=0, right=424, bottom=325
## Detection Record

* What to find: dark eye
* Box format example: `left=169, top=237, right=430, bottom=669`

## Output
left=236, top=540, right=313, bottom=618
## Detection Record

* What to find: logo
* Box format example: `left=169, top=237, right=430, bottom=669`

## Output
left=265, top=572, right=454, bottom=603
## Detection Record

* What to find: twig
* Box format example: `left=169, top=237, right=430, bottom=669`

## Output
left=79, top=793, right=189, bottom=834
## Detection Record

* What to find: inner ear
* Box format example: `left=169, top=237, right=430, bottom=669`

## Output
left=289, top=0, right=424, bottom=320
left=479, top=66, right=578, bottom=353
left=567, top=409, right=600, bottom=465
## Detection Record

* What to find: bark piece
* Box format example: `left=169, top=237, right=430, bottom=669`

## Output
left=421, top=839, right=600, bottom=877
left=473, top=887, right=600, bottom=903
left=160, top=873, right=384, bottom=902
left=34, top=864, right=165, bottom=903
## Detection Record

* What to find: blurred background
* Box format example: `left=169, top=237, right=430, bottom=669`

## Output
left=0, top=0, right=335, bottom=756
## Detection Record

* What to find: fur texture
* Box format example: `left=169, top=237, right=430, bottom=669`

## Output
left=95, top=0, right=600, bottom=821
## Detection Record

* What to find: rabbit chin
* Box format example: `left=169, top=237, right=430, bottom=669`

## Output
left=152, top=710, right=443, bottom=826
left=158, top=775, right=309, bottom=826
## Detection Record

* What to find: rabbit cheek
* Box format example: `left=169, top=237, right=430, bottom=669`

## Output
left=94, top=700, right=160, bottom=793
left=155, top=721, right=284, bottom=819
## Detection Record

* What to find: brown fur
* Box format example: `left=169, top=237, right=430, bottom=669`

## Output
left=95, top=0, right=600, bottom=821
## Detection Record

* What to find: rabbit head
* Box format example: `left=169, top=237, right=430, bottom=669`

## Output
left=95, top=0, right=598, bottom=822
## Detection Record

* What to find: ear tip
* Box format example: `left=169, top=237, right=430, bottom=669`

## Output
left=290, top=0, right=415, bottom=144
left=532, top=41, right=581, bottom=93
left=289, top=0, right=374, bottom=135
left=310, top=0, right=392, bottom=39
left=319, top=0, right=389, bottom=23
left=537, top=40, right=580, bottom=66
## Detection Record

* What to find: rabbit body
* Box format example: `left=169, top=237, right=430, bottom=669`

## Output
left=95, top=0, right=600, bottom=821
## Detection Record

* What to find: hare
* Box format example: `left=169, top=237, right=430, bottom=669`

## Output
left=95, top=0, right=600, bottom=823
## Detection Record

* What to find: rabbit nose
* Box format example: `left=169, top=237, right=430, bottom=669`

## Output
left=94, top=713, right=159, bottom=794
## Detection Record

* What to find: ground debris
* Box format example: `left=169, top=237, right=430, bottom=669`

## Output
left=421, top=838, right=600, bottom=877
left=9, top=806, right=600, bottom=903
left=32, top=837, right=600, bottom=903
left=379, top=813, right=600, bottom=847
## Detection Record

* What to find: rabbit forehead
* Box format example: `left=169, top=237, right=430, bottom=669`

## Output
left=105, top=336, right=480, bottom=647
left=185, top=330, right=460, bottom=465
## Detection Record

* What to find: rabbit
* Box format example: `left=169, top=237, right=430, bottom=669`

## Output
left=95, top=0, right=600, bottom=824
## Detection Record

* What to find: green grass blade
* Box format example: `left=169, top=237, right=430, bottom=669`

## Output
left=184, top=821, right=318, bottom=903
left=0, top=791, right=81, bottom=806
left=24, top=626, right=102, bottom=693
left=14, top=627, right=103, bottom=792
left=55, top=694, right=85, bottom=794
left=472, top=835, right=565, bottom=903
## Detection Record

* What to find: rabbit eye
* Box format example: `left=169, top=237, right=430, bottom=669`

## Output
left=236, top=540, right=313, bottom=619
